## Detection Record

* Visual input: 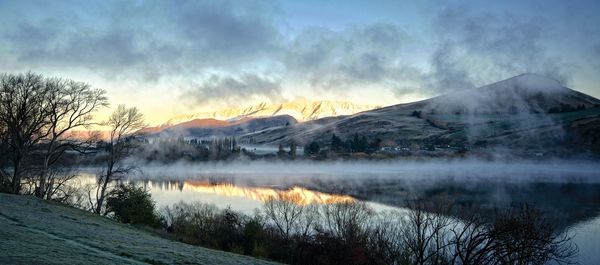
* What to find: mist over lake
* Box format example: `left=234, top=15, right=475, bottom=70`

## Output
left=67, top=160, right=600, bottom=264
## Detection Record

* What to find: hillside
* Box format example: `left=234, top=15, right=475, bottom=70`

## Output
left=0, top=193, right=276, bottom=265
left=424, top=74, right=599, bottom=115
left=238, top=74, right=600, bottom=155
left=141, top=115, right=298, bottom=139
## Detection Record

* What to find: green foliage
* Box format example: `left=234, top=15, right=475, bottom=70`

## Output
left=106, top=184, right=162, bottom=228
left=161, top=202, right=269, bottom=256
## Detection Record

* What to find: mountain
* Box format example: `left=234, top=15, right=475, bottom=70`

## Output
left=237, top=74, right=600, bottom=155
left=423, top=74, right=599, bottom=115
left=164, top=99, right=378, bottom=125
left=141, top=115, right=297, bottom=139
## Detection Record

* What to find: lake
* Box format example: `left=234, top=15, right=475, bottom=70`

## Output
left=75, top=160, right=600, bottom=264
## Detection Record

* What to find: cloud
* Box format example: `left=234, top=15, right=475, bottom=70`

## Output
left=283, top=23, right=425, bottom=95
left=183, top=73, right=283, bottom=107
left=0, top=1, right=280, bottom=81
left=0, top=0, right=596, bottom=108
left=171, top=1, right=281, bottom=61
left=0, top=3, right=179, bottom=82
left=9, top=23, right=151, bottom=68
left=427, top=5, right=572, bottom=93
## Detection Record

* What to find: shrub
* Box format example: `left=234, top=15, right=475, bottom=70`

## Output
left=106, top=184, right=162, bottom=228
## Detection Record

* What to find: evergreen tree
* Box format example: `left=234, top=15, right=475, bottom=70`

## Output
left=352, top=133, right=360, bottom=152
left=359, top=135, right=368, bottom=152
left=331, top=134, right=344, bottom=152
left=277, top=144, right=287, bottom=158
left=304, top=141, right=320, bottom=155
left=289, top=143, right=297, bottom=158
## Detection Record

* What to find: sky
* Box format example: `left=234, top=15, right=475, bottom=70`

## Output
left=0, top=0, right=599, bottom=125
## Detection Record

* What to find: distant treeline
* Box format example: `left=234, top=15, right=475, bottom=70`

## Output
left=548, top=103, right=587, bottom=113
left=304, top=133, right=378, bottom=156
left=130, top=137, right=242, bottom=163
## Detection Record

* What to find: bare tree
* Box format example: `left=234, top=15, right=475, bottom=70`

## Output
left=446, top=204, right=577, bottom=265
left=489, top=204, right=577, bottom=265
left=319, top=201, right=373, bottom=243
left=35, top=79, right=107, bottom=199
left=401, top=199, right=454, bottom=265
left=94, top=105, right=145, bottom=214
left=449, top=211, right=496, bottom=265
left=263, top=193, right=318, bottom=241
left=263, top=193, right=319, bottom=264
left=367, top=211, right=408, bottom=265
left=0, top=72, right=51, bottom=194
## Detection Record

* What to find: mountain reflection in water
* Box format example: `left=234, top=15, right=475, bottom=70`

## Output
left=180, top=181, right=354, bottom=205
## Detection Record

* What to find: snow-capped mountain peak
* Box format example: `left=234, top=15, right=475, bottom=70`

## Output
left=163, top=99, right=379, bottom=126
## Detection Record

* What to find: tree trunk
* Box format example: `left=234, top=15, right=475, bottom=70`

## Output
left=0, top=168, right=8, bottom=187
left=95, top=174, right=110, bottom=214
left=95, top=146, right=117, bottom=214
left=45, top=178, right=54, bottom=200
left=95, top=162, right=112, bottom=214
left=36, top=158, right=50, bottom=198
left=38, top=139, right=57, bottom=199
left=11, top=159, right=21, bottom=194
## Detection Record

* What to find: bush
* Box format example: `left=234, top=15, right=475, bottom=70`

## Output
left=106, top=184, right=162, bottom=228
left=161, top=202, right=269, bottom=255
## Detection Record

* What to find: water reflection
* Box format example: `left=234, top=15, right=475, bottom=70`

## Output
left=144, top=179, right=354, bottom=205
left=182, top=181, right=354, bottom=205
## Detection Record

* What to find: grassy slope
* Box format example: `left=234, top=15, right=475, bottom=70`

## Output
left=0, top=193, right=277, bottom=265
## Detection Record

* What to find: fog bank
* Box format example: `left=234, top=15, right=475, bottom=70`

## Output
left=110, top=159, right=600, bottom=184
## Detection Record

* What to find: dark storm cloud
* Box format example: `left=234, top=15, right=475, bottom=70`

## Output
left=427, top=5, right=571, bottom=93
left=184, top=74, right=282, bottom=106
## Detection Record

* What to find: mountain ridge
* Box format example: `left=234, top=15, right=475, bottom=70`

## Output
left=141, top=115, right=298, bottom=139
left=163, top=99, right=379, bottom=126
left=236, top=74, right=600, bottom=155
left=139, top=74, right=600, bottom=155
